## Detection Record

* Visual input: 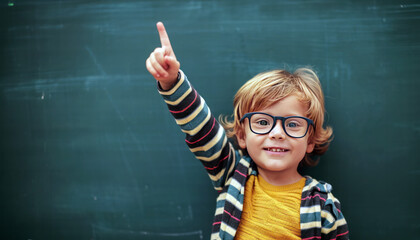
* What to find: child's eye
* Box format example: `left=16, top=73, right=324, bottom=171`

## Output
left=250, top=114, right=273, bottom=129
left=257, top=120, right=269, bottom=126
left=251, top=117, right=272, bottom=128
left=286, top=121, right=300, bottom=128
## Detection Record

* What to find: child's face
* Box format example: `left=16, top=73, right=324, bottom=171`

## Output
left=237, top=94, right=315, bottom=181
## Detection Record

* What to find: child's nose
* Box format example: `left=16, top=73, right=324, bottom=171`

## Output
left=269, top=120, right=286, bottom=139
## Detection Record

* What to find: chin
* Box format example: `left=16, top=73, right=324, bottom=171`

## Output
left=261, top=162, right=288, bottom=172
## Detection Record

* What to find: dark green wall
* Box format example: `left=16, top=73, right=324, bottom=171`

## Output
left=1, top=0, right=419, bottom=239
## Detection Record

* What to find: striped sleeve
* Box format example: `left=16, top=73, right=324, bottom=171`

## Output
left=211, top=157, right=250, bottom=240
left=158, top=70, right=238, bottom=191
left=300, top=179, right=349, bottom=240
left=320, top=194, right=349, bottom=239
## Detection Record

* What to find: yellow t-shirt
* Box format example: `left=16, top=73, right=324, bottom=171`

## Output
left=235, top=175, right=306, bottom=240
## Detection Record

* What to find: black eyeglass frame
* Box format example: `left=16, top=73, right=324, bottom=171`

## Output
left=240, top=112, right=315, bottom=138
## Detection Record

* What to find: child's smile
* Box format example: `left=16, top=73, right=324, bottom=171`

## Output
left=264, top=147, right=289, bottom=153
left=264, top=147, right=289, bottom=155
left=238, top=94, right=315, bottom=186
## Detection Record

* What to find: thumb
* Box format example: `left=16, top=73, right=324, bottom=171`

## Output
left=165, top=56, right=180, bottom=71
left=163, top=46, right=175, bottom=59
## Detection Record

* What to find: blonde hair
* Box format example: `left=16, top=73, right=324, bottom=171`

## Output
left=220, top=68, right=333, bottom=167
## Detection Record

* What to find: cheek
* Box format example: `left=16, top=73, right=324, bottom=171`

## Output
left=291, top=138, right=312, bottom=156
left=245, top=135, right=265, bottom=155
left=246, top=140, right=262, bottom=162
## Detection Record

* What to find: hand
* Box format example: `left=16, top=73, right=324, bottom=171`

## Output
left=146, top=22, right=180, bottom=90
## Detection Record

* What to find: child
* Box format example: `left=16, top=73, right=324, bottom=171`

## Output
left=146, top=22, right=349, bottom=240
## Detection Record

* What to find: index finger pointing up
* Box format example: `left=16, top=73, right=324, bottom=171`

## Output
left=157, top=22, right=172, bottom=50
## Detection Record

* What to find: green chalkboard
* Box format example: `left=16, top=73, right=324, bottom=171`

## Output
left=1, top=0, right=419, bottom=239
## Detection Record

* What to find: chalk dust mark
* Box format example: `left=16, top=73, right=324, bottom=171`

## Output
left=103, top=88, right=125, bottom=122
left=85, top=45, right=107, bottom=76
left=85, top=45, right=145, bottom=215
left=85, top=45, right=142, bottom=146
left=91, top=224, right=204, bottom=239
left=115, top=134, right=145, bottom=216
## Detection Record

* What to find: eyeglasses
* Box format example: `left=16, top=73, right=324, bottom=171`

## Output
left=240, top=112, right=314, bottom=138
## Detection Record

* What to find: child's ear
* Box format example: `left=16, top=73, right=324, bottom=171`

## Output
left=306, top=135, right=315, bottom=153
left=236, top=129, right=247, bottom=149
left=306, top=128, right=315, bottom=153
left=306, top=142, right=315, bottom=154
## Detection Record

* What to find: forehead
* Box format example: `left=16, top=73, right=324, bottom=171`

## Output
left=253, top=94, right=309, bottom=117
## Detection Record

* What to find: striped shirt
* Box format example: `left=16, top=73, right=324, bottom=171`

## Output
left=158, top=70, right=349, bottom=240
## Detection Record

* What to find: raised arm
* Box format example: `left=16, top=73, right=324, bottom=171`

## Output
left=145, top=22, right=240, bottom=191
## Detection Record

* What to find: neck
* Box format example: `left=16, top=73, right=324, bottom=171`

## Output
left=257, top=167, right=303, bottom=186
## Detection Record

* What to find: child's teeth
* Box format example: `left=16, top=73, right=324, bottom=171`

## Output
left=269, top=148, right=285, bottom=152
